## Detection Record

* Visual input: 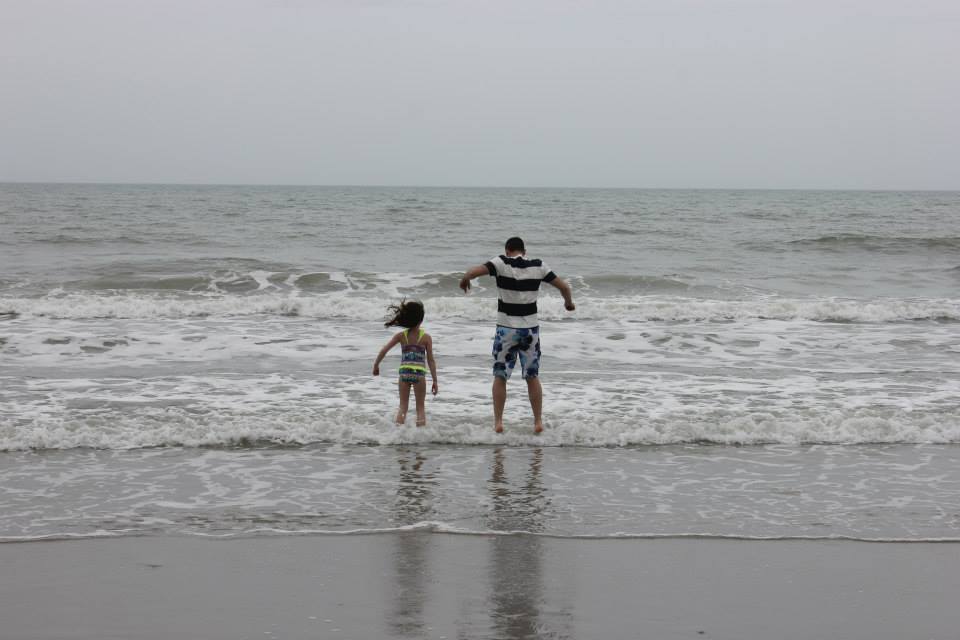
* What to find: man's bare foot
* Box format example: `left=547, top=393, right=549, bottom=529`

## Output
left=494, top=422, right=504, bottom=434
left=534, top=421, right=543, bottom=435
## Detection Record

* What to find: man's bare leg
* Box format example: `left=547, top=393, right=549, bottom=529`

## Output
left=526, top=376, right=543, bottom=434
left=492, top=377, right=507, bottom=433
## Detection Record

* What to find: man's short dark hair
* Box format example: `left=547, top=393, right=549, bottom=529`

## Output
left=505, top=237, right=525, bottom=253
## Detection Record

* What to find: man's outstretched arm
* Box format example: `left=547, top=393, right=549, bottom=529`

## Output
left=460, top=264, right=491, bottom=292
left=547, top=277, right=576, bottom=311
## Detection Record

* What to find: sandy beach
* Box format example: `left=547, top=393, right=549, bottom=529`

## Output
left=2, top=534, right=958, bottom=640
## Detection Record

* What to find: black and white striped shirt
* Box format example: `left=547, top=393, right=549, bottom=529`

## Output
left=484, top=255, right=557, bottom=328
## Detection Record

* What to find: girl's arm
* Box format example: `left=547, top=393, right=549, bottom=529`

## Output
left=425, top=335, right=439, bottom=395
left=373, top=333, right=402, bottom=375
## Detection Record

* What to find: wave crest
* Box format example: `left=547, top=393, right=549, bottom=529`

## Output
left=2, top=292, right=958, bottom=323
left=785, top=234, right=960, bottom=252
left=2, top=406, right=958, bottom=451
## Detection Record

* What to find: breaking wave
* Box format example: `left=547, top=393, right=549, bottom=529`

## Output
left=2, top=291, right=958, bottom=323
left=3, top=406, right=958, bottom=451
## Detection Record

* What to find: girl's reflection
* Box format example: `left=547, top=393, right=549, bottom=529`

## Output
left=389, top=447, right=435, bottom=637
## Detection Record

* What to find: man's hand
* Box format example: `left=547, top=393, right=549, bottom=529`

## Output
left=460, top=265, right=490, bottom=293
left=548, top=276, right=575, bottom=312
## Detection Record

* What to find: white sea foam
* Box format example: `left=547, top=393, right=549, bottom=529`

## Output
left=2, top=306, right=958, bottom=451
left=2, top=397, right=958, bottom=451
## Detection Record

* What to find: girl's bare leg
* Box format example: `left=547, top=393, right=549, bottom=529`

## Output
left=396, top=381, right=410, bottom=425
left=414, top=379, right=427, bottom=426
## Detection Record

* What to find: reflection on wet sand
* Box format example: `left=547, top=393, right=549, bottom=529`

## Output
left=384, top=446, right=572, bottom=639
left=388, top=448, right=435, bottom=638
left=460, top=447, right=572, bottom=640
left=488, top=447, right=548, bottom=534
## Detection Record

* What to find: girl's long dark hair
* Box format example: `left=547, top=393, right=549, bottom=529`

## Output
left=384, top=299, right=424, bottom=329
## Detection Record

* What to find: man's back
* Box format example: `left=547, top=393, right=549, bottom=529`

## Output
left=484, top=254, right=556, bottom=329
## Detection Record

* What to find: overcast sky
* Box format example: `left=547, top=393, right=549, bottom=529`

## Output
left=2, top=0, right=958, bottom=189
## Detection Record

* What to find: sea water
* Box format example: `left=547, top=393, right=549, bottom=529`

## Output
left=1, top=184, right=958, bottom=541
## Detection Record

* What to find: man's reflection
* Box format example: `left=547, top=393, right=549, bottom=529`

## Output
left=388, top=447, right=435, bottom=637
left=470, top=447, right=569, bottom=640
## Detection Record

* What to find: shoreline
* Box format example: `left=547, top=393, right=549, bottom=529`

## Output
left=5, top=529, right=960, bottom=544
left=3, top=534, right=958, bottom=639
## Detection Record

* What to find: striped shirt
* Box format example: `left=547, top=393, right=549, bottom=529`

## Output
left=484, top=255, right=557, bottom=328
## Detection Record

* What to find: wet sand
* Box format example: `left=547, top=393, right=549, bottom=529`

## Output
left=2, top=534, right=958, bottom=640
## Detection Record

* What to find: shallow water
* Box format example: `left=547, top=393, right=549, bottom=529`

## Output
left=2, top=444, right=958, bottom=541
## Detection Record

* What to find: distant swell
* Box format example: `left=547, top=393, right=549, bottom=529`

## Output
left=786, top=234, right=960, bottom=252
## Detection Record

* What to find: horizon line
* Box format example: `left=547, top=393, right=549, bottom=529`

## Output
left=1, top=180, right=958, bottom=193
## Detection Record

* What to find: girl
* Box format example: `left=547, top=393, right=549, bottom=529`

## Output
left=373, top=300, right=438, bottom=426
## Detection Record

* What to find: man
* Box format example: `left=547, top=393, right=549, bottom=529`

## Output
left=459, top=237, right=575, bottom=434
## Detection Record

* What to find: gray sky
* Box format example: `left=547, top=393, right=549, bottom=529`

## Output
left=2, top=0, right=958, bottom=189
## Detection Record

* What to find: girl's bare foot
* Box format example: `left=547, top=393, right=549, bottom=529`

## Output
left=494, top=422, right=504, bottom=433
left=416, top=418, right=426, bottom=427
left=534, top=421, right=543, bottom=434
left=395, top=411, right=406, bottom=425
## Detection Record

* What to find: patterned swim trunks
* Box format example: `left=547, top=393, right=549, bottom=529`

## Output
left=492, top=325, right=541, bottom=380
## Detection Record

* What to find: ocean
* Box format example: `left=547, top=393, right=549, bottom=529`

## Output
left=1, top=183, right=959, bottom=542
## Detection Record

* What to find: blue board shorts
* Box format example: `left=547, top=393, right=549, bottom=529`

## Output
left=492, top=325, right=541, bottom=380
